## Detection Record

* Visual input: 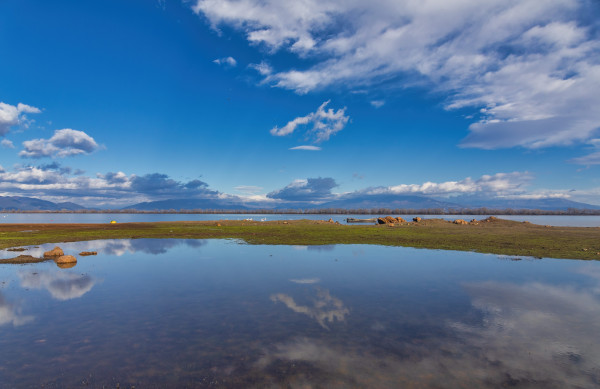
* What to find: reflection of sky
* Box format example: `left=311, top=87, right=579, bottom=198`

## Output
left=0, top=292, right=33, bottom=327
left=1, top=240, right=600, bottom=387
left=18, top=270, right=95, bottom=301
left=260, top=269, right=600, bottom=388
left=1, top=239, right=207, bottom=259
left=271, top=287, right=349, bottom=330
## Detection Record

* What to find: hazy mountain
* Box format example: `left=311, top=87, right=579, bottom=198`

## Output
left=317, top=194, right=460, bottom=210
left=123, top=198, right=249, bottom=211
left=444, top=196, right=600, bottom=210
left=121, top=194, right=600, bottom=212
left=0, top=196, right=85, bottom=211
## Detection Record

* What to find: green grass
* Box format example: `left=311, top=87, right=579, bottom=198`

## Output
left=0, top=218, right=599, bottom=260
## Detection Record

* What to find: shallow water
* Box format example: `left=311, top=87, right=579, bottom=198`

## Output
left=1, top=212, right=600, bottom=226
left=1, top=240, right=599, bottom=388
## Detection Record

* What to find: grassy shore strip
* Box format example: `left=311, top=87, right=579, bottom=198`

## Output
left=0, top=218, right=599, bottom=260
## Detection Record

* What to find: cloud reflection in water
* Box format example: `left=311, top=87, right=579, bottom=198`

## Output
left=0, top=292, right=33, bottom=327
left=19, top=271, right=95, bottom=301
left=261, top=271, right=600, bottom=387
left=270, top=287, right=349, bottom=330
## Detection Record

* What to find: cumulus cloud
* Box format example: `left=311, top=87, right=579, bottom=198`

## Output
left=1, top=139, right=14, bottom=148
left=0, top=101, right=41, bottom=136
left=289, top=145, right=321, bottom=151
left=267, top=177, right=338, bottom=201
left=18, top=270, right=95, bottom=301
left=270, top=100, right=349, bottom=143
left=0, top=163, right=223, bottom=207
left=193, top=0, right=600, bottom=149
left=383, top=172, right=534, bottom=197
left=213, top=56, right=237, bottom=67
left=20, top=129, right=100, bottom=158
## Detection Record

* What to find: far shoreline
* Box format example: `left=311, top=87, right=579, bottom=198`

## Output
left=2, top=208, right=600, bottom=216
left=0, top=217, right=599, bottom=261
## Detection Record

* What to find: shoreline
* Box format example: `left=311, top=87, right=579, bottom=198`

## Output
left=0, top=217, right=599, bottom=261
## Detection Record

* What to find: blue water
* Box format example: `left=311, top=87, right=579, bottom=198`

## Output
left=1, top=212, right=600, bottom=226
left=1, top=240, right=599, bottom=388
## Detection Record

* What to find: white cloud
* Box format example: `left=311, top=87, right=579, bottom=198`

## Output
left=0, top=101, right=41, bottom=136
left=289, top=145, right=321, bottom=151
left=570, top=138, right=600, bottom=165
left=213, top=56, right=237, bottom=67
left=372, top=172, right=535, bottom=197
left=1, top=139, right=14, bottom=148
left=271, top=100, right=349, bottom=142
left=20, top=129, right=100, bottom=159
left=290, top=278, right=320, bottom=284
left=249, top=61, right=273, bottom=76
left=193, top=0, right=600, bottom=149
left=370, top=100, right=385, bottom=108
left=234, top=185, right=263, bottom=194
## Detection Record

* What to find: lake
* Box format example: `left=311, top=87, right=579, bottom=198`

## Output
left=1, top=239, right=599, bottom=388
left=2, top=213, right=600, bottom=226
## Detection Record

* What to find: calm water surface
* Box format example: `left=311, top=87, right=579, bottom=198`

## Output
left=1, top=240, right=599, bottom=388
left=2, top=213, right=600, bottom=226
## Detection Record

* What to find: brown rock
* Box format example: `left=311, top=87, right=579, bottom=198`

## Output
left=56, top=255, right=77, bottom=264
left=453, top=219, right=468, bottom=225
left=413, top=217, right=422, bottom=222
left=387, top=223, right=395, bottom=227
left=43, top=246, right=64, bottom=258
left=328, top=218, right=334, bottom=223
left=56, top=262, right=76, bottom=269
left=395, top=217, right=406, bottom=223
left=79, top=251, right=97, bottom=256
left=377, top=218, right=386, bottom=224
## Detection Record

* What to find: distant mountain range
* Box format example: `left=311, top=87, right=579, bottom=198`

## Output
left=121, top=198, right=248, bottom=211
left=0, top=196, right=85, bottom=211
left=2, top=194, right=599, bottom=212
left=122, top=194, right=600, bottom=211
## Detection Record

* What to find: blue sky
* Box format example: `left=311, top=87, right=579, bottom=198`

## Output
left=1, top=0, right=600, bottom=207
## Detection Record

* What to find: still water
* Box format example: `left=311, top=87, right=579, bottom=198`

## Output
left=1, top=240, right=599, bottom=388
left=2, top=213, right=600, bottom=226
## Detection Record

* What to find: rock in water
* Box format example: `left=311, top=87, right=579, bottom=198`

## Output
left=56, top=262, right=76, bottom=269
left=56, top=255, right=77, bottom=264
left=43, top=246, right=64, bottom=258
left=413, top=217, right=422, bottom=222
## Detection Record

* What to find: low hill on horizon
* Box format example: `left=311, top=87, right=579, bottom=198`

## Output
left=0, top=196, right=85, bottom=211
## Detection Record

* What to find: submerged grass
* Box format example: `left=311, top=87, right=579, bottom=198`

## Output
left=0, top=218, right=599, bottom=260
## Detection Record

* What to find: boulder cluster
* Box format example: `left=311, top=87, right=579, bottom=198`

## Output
left=377, top=216, right=406, bottom=225
left=43, top=246, right=78, bottom=268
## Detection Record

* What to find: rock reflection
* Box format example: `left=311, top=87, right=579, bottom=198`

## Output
left=270, top=288, right=349, bottom=330
left=0, top=292, right=33, bottom=327
left=19, top=270, right=95, bottom=301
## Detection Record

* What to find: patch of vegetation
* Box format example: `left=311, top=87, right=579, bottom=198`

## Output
left=0, top=218, right=599, bottom=260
